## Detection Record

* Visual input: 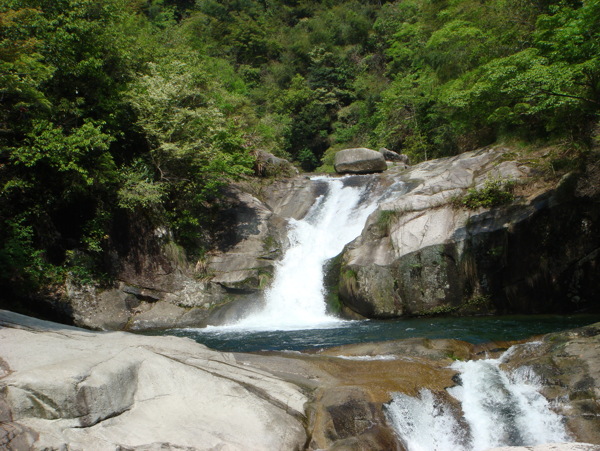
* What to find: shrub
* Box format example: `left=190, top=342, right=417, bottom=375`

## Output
left=456, top=178, right=516, bottom=209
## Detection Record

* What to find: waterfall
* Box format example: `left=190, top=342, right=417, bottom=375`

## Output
left=223, top=175, right=380, bottom=331
left=385, top=344, right=571, bottom=451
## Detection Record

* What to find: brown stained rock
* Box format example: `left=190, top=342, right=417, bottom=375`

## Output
left=309, top=386, right=401, bottom=451
left=234, top=338, right=464, bottom=451
left=303, top=356, right=456, bottom=450
left=500, top=324, right=600, bottom=444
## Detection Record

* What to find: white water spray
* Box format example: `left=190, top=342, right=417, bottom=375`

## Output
left=385, top=344, right=571, bottom=451
left=224, top=176, right=380, bottom=331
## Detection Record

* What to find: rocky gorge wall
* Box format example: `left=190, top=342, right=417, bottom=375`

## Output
left=46, top=176, right=324, bottom=331
left=28, top=145, right=600, bottom=330
left=334, top=147, right=600, bottom=319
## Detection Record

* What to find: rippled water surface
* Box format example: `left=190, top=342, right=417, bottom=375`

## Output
left=158, top=314, right=600, bottom=353
left=152, top=177, right=600, bottom=354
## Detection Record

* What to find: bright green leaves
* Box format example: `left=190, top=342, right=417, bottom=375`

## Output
left=0, top=7, right=53, bottom=137
left=11, top=120, right=115, bottom=185
left=438, top=0, right=600, bottom=140
left=125, top=51, right=254, bottom=245
left=0, top=119, right=117, bottom=291
left=0, top=0, right=134, bottom=293
left=117, top=161, right=166, bottom=211
left=227, top=12, right=281, bottom=66
left=425, top=20, right=489, bottom=81
left=535, top=1, right=600, bottom=63
left=1, top=0, right=600, bottom=298
left=126, top=55, right=253, bottom=183
left=455, top=178, right=516, bottom=210
left=374, top=0, right=600, bottom=159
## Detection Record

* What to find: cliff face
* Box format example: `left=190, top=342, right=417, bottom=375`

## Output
left=335, top=147, right=600, bottom=318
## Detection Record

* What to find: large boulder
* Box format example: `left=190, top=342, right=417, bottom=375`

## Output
left=334, top=148, right=388, bottom=174
left=336, top=146, right=600, bottom=318
left=379, top=147, right=409, bottom=165
left=254, top=149, right=299, bottom=178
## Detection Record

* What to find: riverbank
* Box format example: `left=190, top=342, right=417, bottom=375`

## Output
left=2, top=309, right=599, bottom=450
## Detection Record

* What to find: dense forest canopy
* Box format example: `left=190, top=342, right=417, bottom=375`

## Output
left=1, top=0, right=599, bottom=298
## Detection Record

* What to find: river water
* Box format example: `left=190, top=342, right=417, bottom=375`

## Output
left=162, top=175, right=599, bottom=352
left=159, top=175, right=598, bottom=450
left=163, top=314, right=599, bottom=352
left=385, top=342, right=573, bottom=451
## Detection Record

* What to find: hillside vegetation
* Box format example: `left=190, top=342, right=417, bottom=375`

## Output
left=1, top=0, right=599, bottom=299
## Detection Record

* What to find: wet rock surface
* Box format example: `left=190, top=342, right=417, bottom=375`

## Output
left=500, top=323, right=600, bottom=445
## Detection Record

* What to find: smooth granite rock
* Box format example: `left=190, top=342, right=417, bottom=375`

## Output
left=336, top=146, right=600, bottom=318
left=0, top=310, right=307, bottom=451
left=2, top=310, right=600, bottom=450
left=334, top=148, right=388, bottom=174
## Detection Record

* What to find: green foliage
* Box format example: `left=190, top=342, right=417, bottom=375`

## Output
left=456, top=178, right=516, bottom=210
left=10, top=120, right=116, bottom=186
left=418, top=303, right=459, bottom=317
left=1, top=0, right=599, bottom=301
left=0, top=217, right=57, bottom=291
left=376, top=210, right=400, bottom=236
left=117, top=160, right=166, bottom=211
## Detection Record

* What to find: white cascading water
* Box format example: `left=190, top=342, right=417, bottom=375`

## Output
left=224, top=176, right=380, bottom=331
left=385, top=344, right=572, bottom=451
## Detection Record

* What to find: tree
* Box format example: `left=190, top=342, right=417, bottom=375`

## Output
left=125, top=52, right=254, bottom=247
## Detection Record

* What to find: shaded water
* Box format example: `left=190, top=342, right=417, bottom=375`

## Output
left=157, top=175, right=600, bottom=352
left=162, top=314, right=600, bottom=352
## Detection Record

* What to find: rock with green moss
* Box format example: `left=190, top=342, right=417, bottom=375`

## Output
left=337, top=146, right=600, bottom=318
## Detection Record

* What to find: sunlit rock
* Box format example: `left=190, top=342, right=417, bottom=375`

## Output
left=0, top=310, right=307, bottom=450
left=334, top=147, right=388, bottom=174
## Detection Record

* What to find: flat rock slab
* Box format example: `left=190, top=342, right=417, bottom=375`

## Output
left=0, top=310, right=307, bottom=451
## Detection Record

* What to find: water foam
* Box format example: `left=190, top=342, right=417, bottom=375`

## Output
left=222, top=176, right=380, bottom=331
left=385, top=345, right=571, bottom=451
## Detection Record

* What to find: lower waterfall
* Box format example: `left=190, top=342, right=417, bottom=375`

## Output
left=222, top=175, right=381, bottom=331
left=385, top=343, right=571, bottom=451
